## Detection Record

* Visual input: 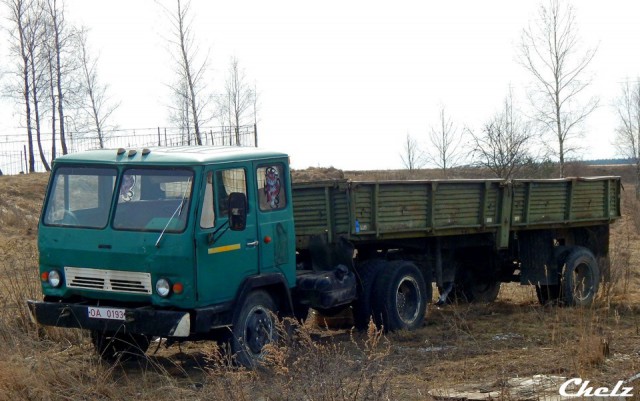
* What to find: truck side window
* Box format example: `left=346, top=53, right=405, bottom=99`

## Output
left=216, top=168, right=247, bottom=216
left=257, top=164, right=287, bottom=211
left=200, top=172, right=215, bottom=229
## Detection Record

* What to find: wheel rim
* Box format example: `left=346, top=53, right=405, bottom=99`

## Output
left=244, top=305, right=274, bottom=355
left=395, top=276, right=421, bottom=325
left=571, top=261, right=594, bottom=302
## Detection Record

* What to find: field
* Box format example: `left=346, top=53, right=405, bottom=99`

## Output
left=0, top=169, right=639, bottom=400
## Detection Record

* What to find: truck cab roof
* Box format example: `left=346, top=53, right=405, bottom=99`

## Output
left=53, top=146, right=289, bottom=166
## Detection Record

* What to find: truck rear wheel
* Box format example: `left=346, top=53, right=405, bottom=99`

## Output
left=372, top=261, right=428, bottom=332
left=453, top=264, right=500, bottom=303
left=562, top=247, right=599, bottom=306
left=90, top=330, right=150, bottom=362
left=231, top=290, right=278, bottom=368
left=352, top=259, right=387, bottom=330
left=462, top=279, right=501, bottom=303
left=535, top=284, right=560, bottom=305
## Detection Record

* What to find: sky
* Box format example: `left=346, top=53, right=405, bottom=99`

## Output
left=2, top=0, right=640, bottom=171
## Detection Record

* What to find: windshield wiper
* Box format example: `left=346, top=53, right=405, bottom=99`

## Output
left=155, top=177, right=192, bottom=248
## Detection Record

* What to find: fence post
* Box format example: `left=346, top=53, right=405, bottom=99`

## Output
left=23, top=145, right=27, bottom=174
left=157, top=127, right=161, bottom=146
left=254, top=123, right=258, bottom=147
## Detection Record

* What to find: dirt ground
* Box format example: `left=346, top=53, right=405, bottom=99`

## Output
left=0, top=170, right=638, bottom=401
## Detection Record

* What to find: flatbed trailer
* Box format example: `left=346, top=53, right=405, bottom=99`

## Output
left=292, top=177, right=621, bottom=321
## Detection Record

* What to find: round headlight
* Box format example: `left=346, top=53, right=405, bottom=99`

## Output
left=156, top=278, right=171, bottom=297
left=48, top=270, right=62, bottom=288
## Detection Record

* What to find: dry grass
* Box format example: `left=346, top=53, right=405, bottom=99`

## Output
left=0, top=171, right=638, bottom=400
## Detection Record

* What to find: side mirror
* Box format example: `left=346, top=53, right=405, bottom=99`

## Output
left=228, top=192, right=247, bottom=231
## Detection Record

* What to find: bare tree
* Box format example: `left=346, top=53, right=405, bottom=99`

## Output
left=25, top=1, right=51, bottom=171
left=470, top=89, right=534, bottom=179
left=76, top=27, right=119, bottom=148
left=218, top=56, right=256, bottom=146
left=4, top=0, right=36, bottom=172
left=163, top=0, right=210, bottom=145
left=45, top=0, right=72, bottom=155
left=519, top=0, right=598, bottom=177
left=168, top=78, right=193, bottom=145
left=427, top=107, right=464, bottom=177
left=43, top=23, right=58, bottom=160
left=400, top=133, right=423, bottom=171
left=614, top=79, right=640, bottom=198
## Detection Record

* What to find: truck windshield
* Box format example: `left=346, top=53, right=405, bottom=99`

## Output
left=43, top=166, right=117, bottom=228
left=113, top=168, right=194, bottom=232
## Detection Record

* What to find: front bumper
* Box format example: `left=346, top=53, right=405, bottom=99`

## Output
left=27, top=300, right=191, bottom=338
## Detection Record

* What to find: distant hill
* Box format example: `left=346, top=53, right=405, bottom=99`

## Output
left=585, top=158, right=634, bottom=166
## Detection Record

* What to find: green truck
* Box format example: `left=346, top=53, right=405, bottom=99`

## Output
left=28, top=146, right=621, bottom=366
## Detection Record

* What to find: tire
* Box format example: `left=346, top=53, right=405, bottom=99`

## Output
left=91, top=330, right=150, bottom=362
left=291, top=296, right=310, bottom=323
left=453, top=266, right=500, bottom=303
left=372, top=261, right=428, bottom=332
left=351, top=259, right=387, bottom=330
left=231, top=290, right=278, bottom=368
left=535, top=284, right=561, bottom=305
left=463, top=279, right=501, bottom=303
left=561, top=247, right=599, bottom=306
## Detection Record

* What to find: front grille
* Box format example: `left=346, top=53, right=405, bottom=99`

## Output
left=64, top=266, right=152, bottom=295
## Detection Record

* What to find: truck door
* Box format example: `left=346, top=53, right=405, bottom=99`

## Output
left=253, top=161, right=296, bottom=287
left=196, top=166, right=259, bottom=305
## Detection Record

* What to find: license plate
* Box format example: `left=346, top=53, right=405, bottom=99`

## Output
left=87, top=306, right=126, bottom=321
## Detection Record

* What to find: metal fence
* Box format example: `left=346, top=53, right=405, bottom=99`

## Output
left=0, top=125, right=257, bottom=175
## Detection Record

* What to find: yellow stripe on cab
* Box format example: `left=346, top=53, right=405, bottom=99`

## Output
left=208, top=243, right=241, bottom=254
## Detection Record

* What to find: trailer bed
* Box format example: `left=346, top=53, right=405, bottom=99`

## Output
left=292, top=177, right=621, bottom=249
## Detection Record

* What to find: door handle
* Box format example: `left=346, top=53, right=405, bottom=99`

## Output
left=246, top=240, right=259, bottom=248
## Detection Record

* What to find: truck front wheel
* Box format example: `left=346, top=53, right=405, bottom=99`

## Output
left=372, top=261, right=428, bottom=332
left=231, top=290, right=278, bottom=368
left=90, top=330, right=150, bottom=362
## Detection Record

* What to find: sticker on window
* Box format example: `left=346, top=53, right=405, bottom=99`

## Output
left=257, top=164, right=286, bottom=211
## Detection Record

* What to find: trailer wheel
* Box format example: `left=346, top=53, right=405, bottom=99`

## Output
left=561, top=247, right=599, bottom=306
left=90, top=330, right=150, bottom=362
left=352, top=259, right=387, bottom=330
left=372, top=261, right=427, bottom=332
left=231, top=290, right=278, bottom=368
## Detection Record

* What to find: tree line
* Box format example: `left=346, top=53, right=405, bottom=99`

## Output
left=2, top=0, right=257, bottom=172
left=400, top=0, right=640, bottom=197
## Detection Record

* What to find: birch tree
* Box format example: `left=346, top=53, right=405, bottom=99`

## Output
left=427, top=107, right=464, bottom=177
left=614, top=79, right=640, bottom=198
left=77, top=27, right=119, bottom=148
left=44, top=0, right=72, bottom=155
left=25, top=1, right=50, bottom=170
left=218, top=56, right=256, bottom=146
left=400, top=133, right=423, bottom=171
left=163, top=0, right=210, bottom=146
left=4, top=0, right=36, bottom=172
left=519, top=0, right=598, bottom=177
left=470, top=90, right=533, bottom=179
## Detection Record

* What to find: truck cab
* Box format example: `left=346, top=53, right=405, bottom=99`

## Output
left=29, top=146, right=301, bottom=366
